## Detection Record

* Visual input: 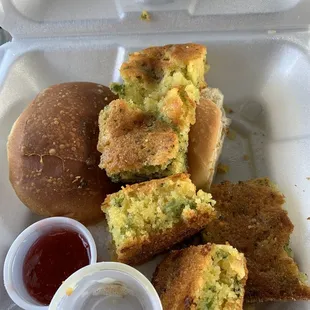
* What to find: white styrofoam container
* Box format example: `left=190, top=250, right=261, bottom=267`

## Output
left=0, top=1, right=309, bottom=310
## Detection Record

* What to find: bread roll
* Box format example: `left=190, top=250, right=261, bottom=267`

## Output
left=8, top=82, right=120, bottom=224
left=188, top=87, right=230, bottom=190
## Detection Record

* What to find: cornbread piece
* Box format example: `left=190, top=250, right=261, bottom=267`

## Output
left=188, top=87, right=230, bottom=190
left=7, top=82, right=120, bottom=224
left=101, top=174, right=216, bottom=265
left=101, top=44, right=207, bottom=182
left=203, top=178, right=310, bottom=302
left=153, top=244, right=248, bottom=310
left=97, top=99, right=182, bottom=182
left=112, top=43, right=207, bottom=106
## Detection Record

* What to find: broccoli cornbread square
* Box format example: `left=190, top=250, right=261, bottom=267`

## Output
left=112, top=43, right=207, bottom=107
left=97, top=99, right=184, bottom=182
left=152, top=244, right=247, bottom=310
left=203, top=178, right=310, bottom=302
left=101, top=173, right=216, bottom=265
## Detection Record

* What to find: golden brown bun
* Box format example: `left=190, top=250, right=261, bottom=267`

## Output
left=8, top=82, right=121, bottom=224
left=188, top=87, right=230, bottom=190
left=203, top=178, right=310, bottom=302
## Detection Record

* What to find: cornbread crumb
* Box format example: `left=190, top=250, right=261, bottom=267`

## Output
left=226, top=128, right=236, bottom=140
left=153, top=244, right=247, bottom=310
left=141, top=10, right=151, bottom=21
left=217, top=163, right=229, bottom=174
left=66, top=287, right=73, bottom=296
left=243, top=154, right=250, bottom=161
left=203, top=178, right=310, bottom=302
left=267, top=30, right=277, bottom=34
left=223, top=105, right=234, bottom=114
left=102, top=174, right=215, bottom=265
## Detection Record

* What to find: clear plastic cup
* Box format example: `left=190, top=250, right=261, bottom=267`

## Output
left=49, top=262, right=163, bottom=310
left=3, top=217, right=97, bottom=310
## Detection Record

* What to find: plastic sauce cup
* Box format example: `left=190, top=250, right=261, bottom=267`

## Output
left=3, top=217, right=97, bottom=310
left=49, top=262, right=163, bottom=310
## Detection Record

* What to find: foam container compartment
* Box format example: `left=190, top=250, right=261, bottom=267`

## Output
left=0, top=1, right=310, bottom=309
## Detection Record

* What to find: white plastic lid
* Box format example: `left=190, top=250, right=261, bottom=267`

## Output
left=49, top=262, right=163, bottom=310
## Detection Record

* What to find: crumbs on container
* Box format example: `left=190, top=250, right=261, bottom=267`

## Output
left=141, top=10, right=151, bottom=21
left=307, top=217, right=310, bottom=221
left=307, top=177, right=310, bottom=181
left=243, top=154, right=250, bottom=161
left=267, top=30, right=277, bottom=35
left=226, top=129, right=237, bottom=140
left=66, top=287, right=73, bottom=296
left=217, top=163, right=229, bottom=174
left=223, top=105, right=234, bottom=114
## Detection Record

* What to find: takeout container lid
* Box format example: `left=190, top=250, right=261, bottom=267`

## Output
left=49, top=262, right=163, bottom=310
left=0, top=0, right=309, bottom=309
left=0, top=0, right=309, bottom=39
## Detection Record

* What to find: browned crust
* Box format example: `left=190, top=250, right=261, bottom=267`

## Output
left=121, top=43, right=207, bottom=88
left=152, top=244, right=247, bottom=310
left=97, top=99, right=179, bottom=175
left=115, top=210, right=215, bottom=265
left=103, top=173, right=190, bottom=201
left=153, top=244, right=213, bottom=310
left=204, top=179, right=310, bottom=302
left=7, top=82, right=120, bottom=224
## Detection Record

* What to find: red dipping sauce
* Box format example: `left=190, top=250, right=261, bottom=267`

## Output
left=22, top=228, right=90, bottom=305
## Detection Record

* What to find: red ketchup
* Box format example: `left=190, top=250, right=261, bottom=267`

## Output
left=22, top=228, right=90, bottom=305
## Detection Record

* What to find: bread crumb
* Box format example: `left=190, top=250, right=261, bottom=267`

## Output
left=307, top=217, right=310, bottom=220
left=307, top=177, right=310, bottom=181
left=226, top=129, right=237, bottom=140
left=72, top=176, right=81, bottom=184
left=49, top=148, right=56, bottom=155
left=243, top=154, right=250, bottom=161
left=267, top=30, right=277, bottom=34
left=141, top=10, right=151, bottom=21
left=105, top=97, right=108, bottom=101
left=223, top=105, right=234, bottom=114
left=66, top=287, right=73, bottom=296
left=217, top=163, right=229, bottom=174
